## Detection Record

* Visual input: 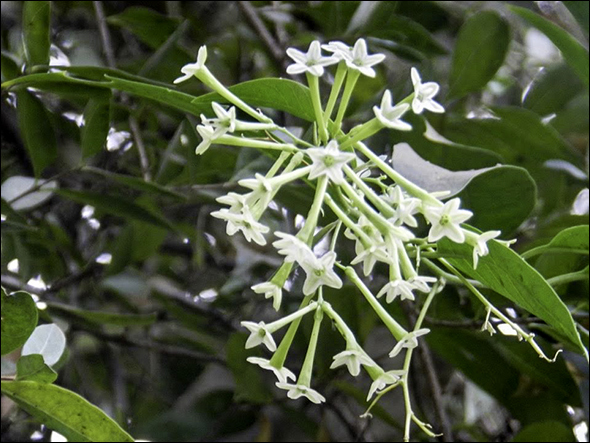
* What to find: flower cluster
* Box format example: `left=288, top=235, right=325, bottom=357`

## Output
left=174, top=38, right=543, bottom=440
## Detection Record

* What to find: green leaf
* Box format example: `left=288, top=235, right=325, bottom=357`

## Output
left=48, top=301, right=158, bottom=326
left=16, top=354, right=57, bottom=383
left=523, top=64, right=585, bottom=116
left=16, top=90, right=58, bottom=177
left=524, top=225, right=589, bottom=258
left=1, top=289, right=38, bottom=356
left=56, top=188, right=177, bottom=231
left=1, top=176, right=58, bottom=211
left=22, top=1, right=51, bottom=70
left=445, top=106, right=578, bottom=166
left=83, top=166, right=187, bottom=201
left=448, top=11, right=510, bottom=99
left=1, top=52, right=20, bottom=81
left=107, top=6, right=180, bottom=50
left=81, top=92, right=111, bottom=158
left=0, top=381, right=134, bottom=442
left=226, top=333, right=272, bottom=404
left=564, top=1, right=589, bottom=34
left=22, top=324, right=66, bottom=366
left=511, top=421, right=575, bottom=442
left=509, top=5, right=589, bottom=87
left=438, top=239, right=586, bottom=353
left=392, top=143, right=536, bottom=233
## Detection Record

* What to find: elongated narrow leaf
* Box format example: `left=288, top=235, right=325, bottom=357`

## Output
left=81, top=92, right=111, bottom=158
left=449, top=11, right=510, bottom=99
left=22, top=1, right=51, bottom=70
left=107, top=6, right=180, bottom=49
left=1, top=381, right=134, bottom=442
left=16, top=354, right=57, bottom=383
left=510, top=5, right=589, bottom=87
left=57, top=188, right=177, bottom=231
left=1, top=289, right=38, bottom=355
left=48, top=302, right=157, bottom=326
left=438, top=239, right=585, bottom=353
left=16, top=91, right=57, bottom=177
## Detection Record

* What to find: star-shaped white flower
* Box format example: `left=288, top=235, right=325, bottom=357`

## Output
left=246, top=357, right=296, bottom=383
left=215, top=192, right=247, bottom=212
left=201, top=102, right=237, bottom=132
left=373, top=90, right=412, bottom=131
left=389, top=328, right=430, bottom=357
left=367, top=370, right=406, bottom=401
left=424, top=198, right=473, bottom=243
left=341, top=38, right=385, bottom=78
left=300, top=251, right=343, bottom=296
left=472, top=230, right=501, bottom=269
left=383, top=186, right=420, bottom=227
left=174, top=46, right=208, bottom=84
left=377, top=279, right=417, bottom=303
left=275, top=383, right=326, bottom=404
left=350, top=244, right=390, bottom=276
left=286, top=40, right=338, bottom=77
left=252, top=281, right=283, bottom=311
left=238, top=173, right=274, bottom=201
left=306, top=140, right=356, bottom=184
left=330, top=350, right=375, bottom=377
left=195, top=124, right=226, bottom=155
left=410, top=67, right=444, bottom=114
left=272, top=232, right=315, bottom=264
left=211, top=206, right=270, bottom=245
left=241, top=321, right=277, bottom=352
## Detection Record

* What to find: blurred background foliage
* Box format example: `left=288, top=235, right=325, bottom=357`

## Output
left=0, top=1, right=588, bottom=442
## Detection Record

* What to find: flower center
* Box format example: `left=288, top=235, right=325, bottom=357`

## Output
left=258, top=329, right=267, bottom=338
left=323, top=155, right=335, bottom=167
left=314, top=268, right=325, bottom=277
left=439, top=215, right=450, bottom=226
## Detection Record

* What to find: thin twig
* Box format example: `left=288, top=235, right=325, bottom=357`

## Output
left=237, top=1, right=289, bottom=71
left=422, top=312, right=589, bottom=329
left=129, top=116, right=152, bottom=181
left=417, top=341, right=453, bottom=441
left=93, top=1, right=116, bottom=69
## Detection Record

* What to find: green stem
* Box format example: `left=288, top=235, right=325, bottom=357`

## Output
left=547, top=269, right=589, bottom=287
left=344, top=266, right=407, bottom=340
left=298, top=176, right=329, bottom=243
left=324, top=62, right=347, bottom=123
left=269, top=293, right=315, bottom=368
left=307, top=73, right=329, bottom=144
left=343, top=165, right=394, bottom=217
left=298, top=306, right=324, bottom=387
left=338, top=118, right=382, bottom=151
left=266, top=151, right=291, bottom=178
left=323, top=193, right=372, bottom=246
left=217, top=135, right=298, bottom=152
left=333, top=70, right=360, bottom=131
left=267, top=302, right=318, bottom=332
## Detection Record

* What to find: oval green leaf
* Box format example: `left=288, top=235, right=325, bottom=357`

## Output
left=449, top=11, right=510, bottom=99
left=1, top=289, right=38, bottom=356
left=1, top=381, right=134, bottom=442
left=22, top=1, right=51, bottom=70
left=16, top=354, right=57, bottom=384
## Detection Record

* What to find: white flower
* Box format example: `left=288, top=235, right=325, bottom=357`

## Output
left=202, top=102, right=237, bottom=132
left=472, top=230, right=501, bottom=269
left=300, top=251, right=343, bottom=296
left=373, top=90, right=412, bottom=131
left=321, top=41, right=353, bottom=60
left=195, top=124, right=226, bottom=155
left=174, top=46, right=208, bottom=84
left=246, top=357, right=296, bottom=383
left=286, top=40, right=338, bottom=77
left=241, top=321, right=277, bottom=352
left=350, top=244, right=389, bottom=276
left=275, top=382, right=326, bottom=404
left=377, top=279, right=417, bottom=303
left=330, top=350, right=375, bottom=377
left=367, top=370, right=406, bottom=401
left=306, top=140, right=356, bottom=184
left=216, top=192, right=247, bottom=212
left=389, top=328, right=430, bottom=357
left=252, top=281, right=282, bottom=311
left=410, top=67, right=444, bottom=114
left=409, top=276, right=437, bottom=293
left=272, top=232, right=314, bottom=264
left=211, top=206, right=270, bottom=245
left=238, top=173, right=274, bottom=194
left=341, top=38, right=385, bottom=78
left=424, top=198, right=473, bottom=243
